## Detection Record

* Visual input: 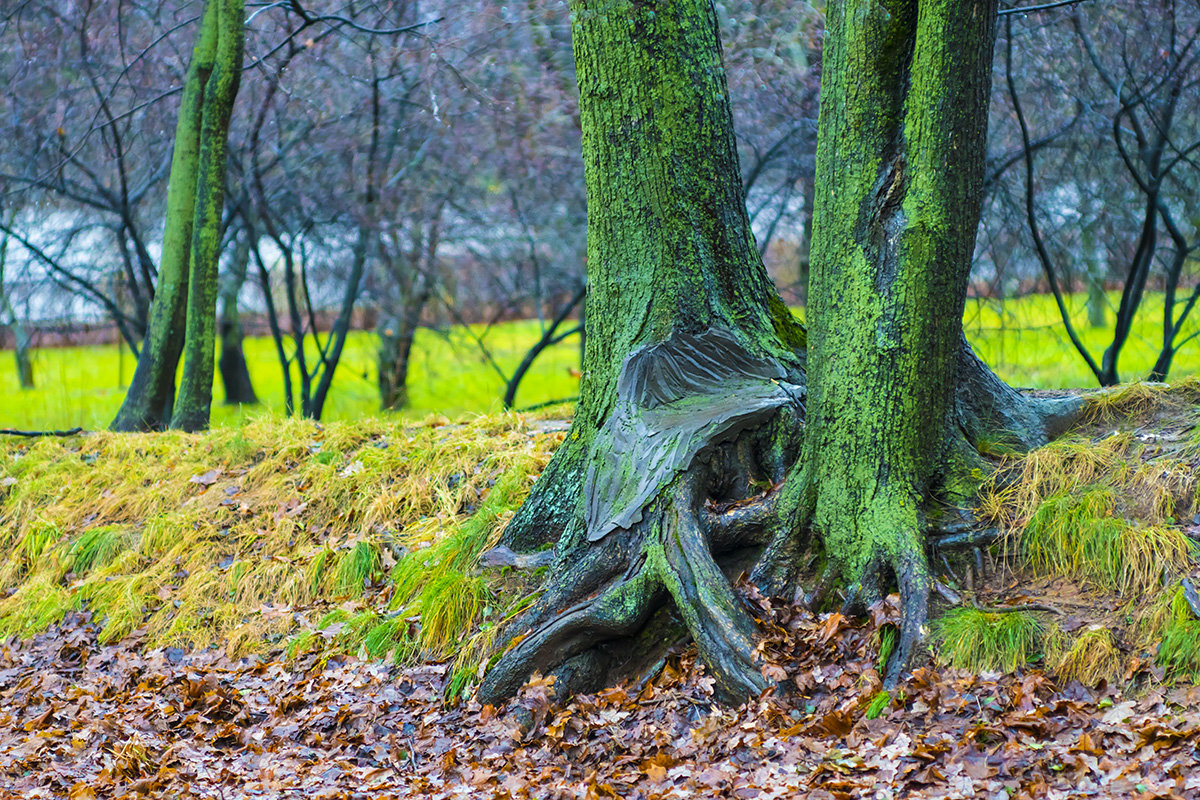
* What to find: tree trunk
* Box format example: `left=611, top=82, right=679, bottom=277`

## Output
left=171, top=0, right=244, bottom=432
left=218, top=233, right=258, bottom=405
left=480, top=0, right=1079, bottom=706
left=798, top=0, right=1003, bottom=678
left=377, top=300, right=425, bottom=412
left=110, top=1, right=217, bottom=432
left=10, top=323, right=33, bottom=390
left=482, top=0, right=805, bottom=703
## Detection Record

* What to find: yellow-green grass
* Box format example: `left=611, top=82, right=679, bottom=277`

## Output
left=2, top=291, right=1196, bottom=431
left=0, top=413, right=562, bottom=683
left=933, top=607, right=1051, bottom=673
left=1054, top=626, right=1122, bottom=687
left=977, top=379, right=1199, bottom=599
left=0, top=319, right=584, bottom=431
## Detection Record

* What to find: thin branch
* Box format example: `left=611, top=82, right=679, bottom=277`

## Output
left=999, top=0, right=1089, bottom=15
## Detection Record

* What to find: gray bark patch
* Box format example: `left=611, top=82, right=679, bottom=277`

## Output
left=584, top=327, right=804, bottom=542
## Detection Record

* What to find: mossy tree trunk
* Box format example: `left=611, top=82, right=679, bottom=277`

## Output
left=482, top=0, right=1079, bottom=706
left=111, top=2, right=217, bottom=431
left=171, top=0, right=245, bottom=432
left=111, top=0, right=243, bottom=432
left=795, top=0, right=1001, bottom=678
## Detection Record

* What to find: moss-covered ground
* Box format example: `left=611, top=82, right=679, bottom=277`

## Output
left=0, top=377, right=1198, bottom=702
left=0, top=408, right=571, bottom=699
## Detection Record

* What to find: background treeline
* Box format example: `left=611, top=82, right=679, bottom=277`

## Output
left=0, top=0, right=1196, bottom=426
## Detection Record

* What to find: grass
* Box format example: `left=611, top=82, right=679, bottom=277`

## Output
left=2, top=291, right=1197, bottom=432
left=1156, top=586, right=1200, bottom=681
left=978, top=382, right=1198, bottom=597
left=962, top=290, right=1200, bottom=389
left=0, top=320, right=585, bottom=431
left=0, top=412, right=562, bottom=686
left=933, top=607, right=1050, bottom=673
left=1054, top=626, right=1122, bottom=687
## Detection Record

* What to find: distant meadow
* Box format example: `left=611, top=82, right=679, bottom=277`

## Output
left=1, top=291, right=1195, bottom=431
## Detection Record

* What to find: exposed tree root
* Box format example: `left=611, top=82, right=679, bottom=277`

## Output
left=480, top=452, right=781, bottom=706
left=482, top=336, right=1084, bottom=707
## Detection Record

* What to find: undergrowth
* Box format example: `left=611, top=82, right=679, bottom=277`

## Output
left=0, top=412, right=563, bottom=695
left=955, top=378, right=1200, bottom=683
left=933, top=607, right=1050, bottom=673
left=979, top=379, right=1198, bottom=599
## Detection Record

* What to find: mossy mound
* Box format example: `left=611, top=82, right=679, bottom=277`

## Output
left=0, top=411, right=567, bottom=694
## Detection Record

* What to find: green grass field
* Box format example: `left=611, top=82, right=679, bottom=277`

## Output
left=1, top=291, right=1195, bottom=430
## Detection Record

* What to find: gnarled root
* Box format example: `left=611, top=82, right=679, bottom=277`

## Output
left=479, top=456, right=782, bottom=706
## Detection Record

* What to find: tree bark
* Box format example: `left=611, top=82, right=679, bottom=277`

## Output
left=111, top=1, right=217, bottom=432
left=172, top=0, right=244, bottom=432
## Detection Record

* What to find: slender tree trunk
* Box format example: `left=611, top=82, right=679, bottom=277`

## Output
left=0, top=224, right=33, bottom=389
left=0, top=299, right=33, bottom=390
left=218, top=233, right=258, bottom=405
left=111, top=2, right=218, bottom=432
left=1081, top=223, right=1107, bottom=328
left=377, top=296, right=427, bottom=412
left=171, top=0, right=244, bottom=432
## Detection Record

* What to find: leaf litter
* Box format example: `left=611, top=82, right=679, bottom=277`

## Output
left=3, top=595, right=1200, bottom=799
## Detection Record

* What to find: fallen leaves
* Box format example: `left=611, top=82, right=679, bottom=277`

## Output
left=3, top=602, right=1200, bottom=799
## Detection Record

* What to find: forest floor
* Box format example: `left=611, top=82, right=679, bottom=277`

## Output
left=0, top=382, right=1198, bottom=799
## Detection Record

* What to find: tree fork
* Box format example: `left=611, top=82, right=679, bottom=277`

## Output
left=480, top=0, right=1088, bottom=706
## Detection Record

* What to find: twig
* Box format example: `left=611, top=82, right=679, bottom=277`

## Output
left=998, top=0, right=1088, bottom=15
left=940, top=552, right=962, bottom=585
left=0, top=427, right=84, bottom=437
left=971, top=598, right=1064, bottom=615
left=932, top=528, right=1001, bottom=550
left=933, top=579, right=963, bottom=606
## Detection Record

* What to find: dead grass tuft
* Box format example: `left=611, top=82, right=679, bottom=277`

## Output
left=1054, top=626, right=1122, bottom=687
left=0, top=412, right=562, bottom=678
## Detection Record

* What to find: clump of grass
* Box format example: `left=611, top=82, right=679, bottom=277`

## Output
left=388, top=458, right=535, bottom=660
left=1156, top=587, right=1200, bottom=680
left=1081, top=377, right=1200, bottom=425
left=875, top=625, right=898, bottom=672
left=1054, top=626, right=1121, bottom=687
left=1020, top=486, right=1189, bottom=594
left=864, top=690, right=891, bottom=720
left=934, top=607, right=1048, bottom=673
left=63, top=525, right=139, bottom=576
left=331, top=541, right=380, bottom=597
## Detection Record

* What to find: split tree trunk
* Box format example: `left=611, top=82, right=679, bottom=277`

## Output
left=171, top=0, right=244, bottom=432
left=111, top=1, right=217, bottom=432
left=481, top=0, right=1080, bottom=706
left=112, top=0, right=244, bottom=432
